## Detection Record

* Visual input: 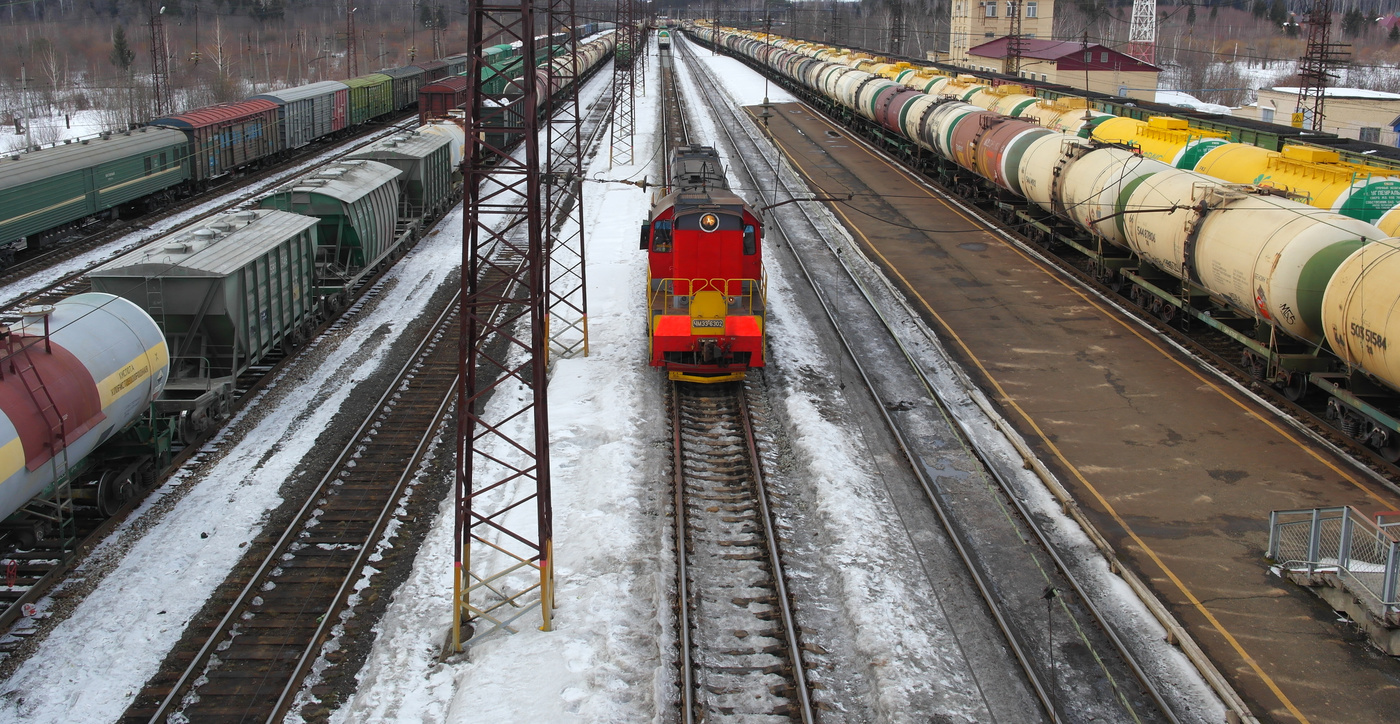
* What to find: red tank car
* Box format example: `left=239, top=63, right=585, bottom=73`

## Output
left=641, top=146, right=766, bottom=383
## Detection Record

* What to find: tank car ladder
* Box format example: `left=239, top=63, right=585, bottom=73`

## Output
left=2, top=320, right=78, bottom=552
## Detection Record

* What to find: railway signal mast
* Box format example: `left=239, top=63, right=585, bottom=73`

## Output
left=451, top=0, right=554, bottom=652
left=1296, top=0, right=1349, bottom=131
left=1126, top=0, right=1156, bottom=65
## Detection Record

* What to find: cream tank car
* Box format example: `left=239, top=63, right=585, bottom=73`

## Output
left=0, top=293, right=168, bottom=522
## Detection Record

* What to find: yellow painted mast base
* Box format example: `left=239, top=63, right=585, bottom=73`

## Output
left=669, top=370, right=746, bottom=384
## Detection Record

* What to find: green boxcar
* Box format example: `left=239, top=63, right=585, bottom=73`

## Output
left=344, top=73, right=395, bottom=125
left=258, top=159, right=403, bottom=299
left=89, top=209, right=318, bottom=383
left=0, top=127, right=190, bottom=248
left=347, top=131, right=454, bottom=220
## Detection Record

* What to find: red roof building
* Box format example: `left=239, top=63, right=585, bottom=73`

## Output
left=962, top=37, right=1161, bottom=100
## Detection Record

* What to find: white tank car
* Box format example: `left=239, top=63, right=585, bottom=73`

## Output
left=0, top=293, right=169, bottom=524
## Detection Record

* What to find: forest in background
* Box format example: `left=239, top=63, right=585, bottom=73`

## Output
left=4, top=0, right=1400, bottom=146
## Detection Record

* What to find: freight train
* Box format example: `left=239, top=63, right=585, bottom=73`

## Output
left=0, top=24, right=615, bottom=266
left=643, top=145, right=766, bottom=382
left=0, top=32, right=616, bottom=557
left=689, top=24, right=1400, bottom=461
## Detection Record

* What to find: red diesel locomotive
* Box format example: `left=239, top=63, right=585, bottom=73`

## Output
left=640, top=146, right=766, bottom=382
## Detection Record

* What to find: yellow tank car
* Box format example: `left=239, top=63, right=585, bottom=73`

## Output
left=1018, top=98, right=1113, bottom=136
left=1091, top=116, right=1230, bottom=169
left=938, top=76, right=989, bottom=102
left=1193, top=143, right=1400, bottom=225
left=967, top=85, right=1040, bottom=117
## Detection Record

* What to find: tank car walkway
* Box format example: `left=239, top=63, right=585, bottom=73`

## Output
left=754, top=101, right=1400, bottom=723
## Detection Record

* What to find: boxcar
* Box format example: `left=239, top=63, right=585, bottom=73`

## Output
left=89, top=209, right=318, bottom=437
left=419, top=76, right=469, bottom=125
left=150, top=99, right=281, bottom=182
left=0, top=127, right=190, bottom=250
left=258, top=159, right=403, bottom=306
left=344, top=74, right=395, bottom=125
left=377, top=66, right=427, bottom=111
left=250, top=81, right=349, bottom=149
left=412, top=59, right=449, bottom=84
left=348, top=131, right=454, bottom=220
left=442, top=54, right=469, bottom=76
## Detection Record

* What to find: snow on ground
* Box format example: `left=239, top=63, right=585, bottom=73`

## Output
left=688, top=52, right=794, bottom=106
left=1, top=109, right=110, bottom=153
left=328, top=49, right=669, bottom=723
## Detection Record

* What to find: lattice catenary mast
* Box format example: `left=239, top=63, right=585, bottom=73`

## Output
left=1126, top=0, right=1156, bottom=65
left=346, top=1, right=358, bottom=78
left=1296, top=0, right=1349, bottom=131
left=451, top=0, right=554, bottom=652
left=544, top=0, right=591, bottom=359
left=889, top=0, right=906, bottom=57
left=610, top=0, right=638, bottom=165
left=1005, top=0, right=1024, bottom=76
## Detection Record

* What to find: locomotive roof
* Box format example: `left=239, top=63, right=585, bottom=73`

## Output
left=650, top=187, right=758, bottom=220
left=90, top=209, right=317, bottom=278
left=270, top=159, right=402, bottom=203
left=0, top=126, right=188, bottom=191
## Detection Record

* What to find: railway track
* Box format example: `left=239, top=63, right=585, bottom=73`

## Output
left=674, top=34, right=1185, bottom=722
left=670, top=380, right=814, bottom=723
left=0, top=114, right=418, bottom=304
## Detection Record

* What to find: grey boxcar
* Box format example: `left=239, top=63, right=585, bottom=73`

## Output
left=258, top=160, right=403, bottom=307
left=376, top=66, right=428, bottom=111
left=347, top=131, right=454, bottom=220
left=251, top=81, right=350, bottom=149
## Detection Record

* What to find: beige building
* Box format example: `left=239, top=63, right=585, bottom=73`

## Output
left=947, top=0, right=1056, bottom=65
left=1235, top=87, right=1400, bottom=147
left=946, top=37, right=1160, bottom=101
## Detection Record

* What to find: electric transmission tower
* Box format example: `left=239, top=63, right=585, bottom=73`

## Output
left=1126, top=0, right=1156, bottom=65
left=1296, top=0, right=1349, bottom=131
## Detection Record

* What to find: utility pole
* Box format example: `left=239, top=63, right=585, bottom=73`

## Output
left=20, top=64, right=32, bottom=151
left=148, top=0, right=171, bottom=117
left=1006, top=0, right=1024, bottom=76
left=346, top=1, right=358, bottom=78
left=1126, top=0, right=1157, bottom=64
left=1296, top=0, right=1349, bottom=131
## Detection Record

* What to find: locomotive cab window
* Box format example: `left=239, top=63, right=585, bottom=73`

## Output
left=652, top=219, right=673, bottom=253
left=743, top=224, right=757, bottom=255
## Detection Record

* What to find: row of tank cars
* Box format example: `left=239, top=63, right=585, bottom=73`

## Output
left=0, top=22, right=617, bottom=267
left=691, top=23, right=1400, bottom=461
left=0, top=29, right=616, bottom=594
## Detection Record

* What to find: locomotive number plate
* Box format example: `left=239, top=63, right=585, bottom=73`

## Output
left=692, top=319, right=724, bottom=328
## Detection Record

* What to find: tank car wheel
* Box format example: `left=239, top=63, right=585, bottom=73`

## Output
left=1280, top=373, right=1308, bottom=402
left=97, top=470, right=136, bottom=517
left=1158, top=304, right=1177, bottom=325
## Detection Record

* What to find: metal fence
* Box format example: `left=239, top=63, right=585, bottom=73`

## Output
left=1268, top=506, right=1400, bottom=618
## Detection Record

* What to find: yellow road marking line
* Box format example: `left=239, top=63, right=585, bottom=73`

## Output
left=766, top=106, right=1323, bottom=722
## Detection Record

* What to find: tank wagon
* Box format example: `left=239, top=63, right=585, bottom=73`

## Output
left=259, top=159, right=406, bottom=314
left=0, top=294, right=171, bottom=545
left=643, top=146, right=766, bottom=382
left=0, top=127, right=190, bottom=257
left=689, top=23, right=1400, bottom=460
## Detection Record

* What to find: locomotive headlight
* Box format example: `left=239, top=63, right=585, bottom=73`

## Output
left=700, top=213, right=719, bottom=232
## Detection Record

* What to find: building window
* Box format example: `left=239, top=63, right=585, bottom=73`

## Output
left=1025, top=33, right=1036, bottom=38
left=1041, top=74, right=1048, bottom=81
left=1005, top=1, right=1015, bottom=16
left=1260, top=107, right=1275, bottom=123
left=1361, top=127, right=1381, bottom=143
left=984, top=2, right=996, bottom=17
left=986, top=32, right=995, bottom=37
left=1101, top=51, right=1109, bottom=62
left=1026, top=1, right=1038, bottom=17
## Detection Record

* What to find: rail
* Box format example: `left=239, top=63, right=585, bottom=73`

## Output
left=1269, top=506, right=1400, bottom=619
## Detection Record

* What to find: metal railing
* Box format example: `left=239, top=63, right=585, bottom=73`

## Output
left=1268, top=506, right=1400, bottom=619
left=647, top=275, right=767, bottom=316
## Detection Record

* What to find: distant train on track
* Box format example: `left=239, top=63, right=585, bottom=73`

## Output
left=691, top=23, right=1400, bottom=460
left=643, top=145, right=766, bottom=382
left=0, top=31, right=616, bottom=552
left=0, top=24, right=616, bottom=265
